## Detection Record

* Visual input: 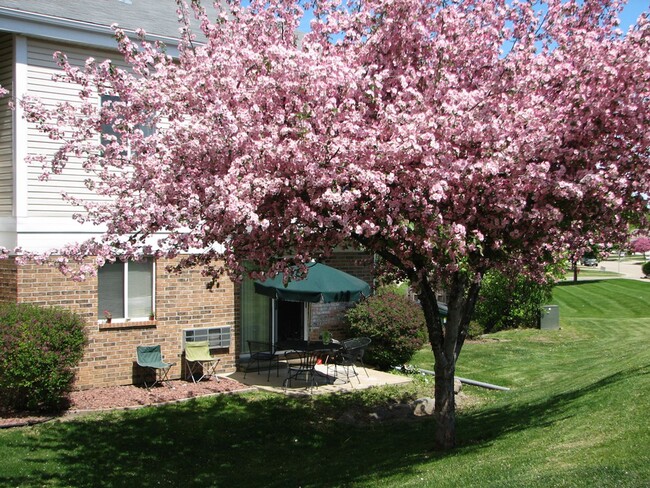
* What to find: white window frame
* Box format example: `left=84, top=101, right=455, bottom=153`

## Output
left=98, top=259, right=156, bottom=322
left=99, top=94, right=155, bottom=157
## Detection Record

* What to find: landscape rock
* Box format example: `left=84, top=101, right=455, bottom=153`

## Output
left=413, top=397, right=435, bottom=417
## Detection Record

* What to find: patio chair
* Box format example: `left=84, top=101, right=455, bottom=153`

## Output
left=282, top=349, right=320, bottom=390
left=136, top=345, right=175, bottom=388
left=353, top=336, right=371, bottom=377
left=184, top=340, right=221, bottom=383
left=328, top=337, right=372, bottom=384
left=244, top=340, right=281, bottom=381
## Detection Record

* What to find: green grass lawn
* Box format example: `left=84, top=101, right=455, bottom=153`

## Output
left=415, top=279, right=650, bottom=487
left=1, top=279, right=649, bottom=487
left=609, top=254, right=647, bottom=264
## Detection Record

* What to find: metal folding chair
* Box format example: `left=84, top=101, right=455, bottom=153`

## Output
left=184, top=341, right=221, bottom=383
left=136, top=345, right=175, bottom=388
left=244, top=340, right=281, bottom=381
left=328, top=337, right=371, bottom=384
left=283, top=350, right=320, bottom=390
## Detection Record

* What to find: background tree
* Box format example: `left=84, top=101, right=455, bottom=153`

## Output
left=631, top=236, right=650, bottom=260
left=4, top=0, right=650, bottom=449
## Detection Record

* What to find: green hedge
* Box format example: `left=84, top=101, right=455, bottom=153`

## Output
left=0, top=303, right=86, bottom=413
left=345, top=287, right=427, bottom=370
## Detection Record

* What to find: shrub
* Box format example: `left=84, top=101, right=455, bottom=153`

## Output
left=345, top=288, right=426, bottom=370
left=473, top=270, right=554, bottom=333
left=642, top=261, right=650, bottom=277
left=0, top=303, right=86, bottom=413
left=467, top=320, right=485, bottom=340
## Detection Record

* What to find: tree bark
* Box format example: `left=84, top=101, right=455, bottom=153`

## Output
left=434, top=357, right=457, bottom=449
left=418, top=271, right=482, bottom=450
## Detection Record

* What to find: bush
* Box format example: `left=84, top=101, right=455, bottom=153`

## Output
left=345, top=288, right=427, bottom=370
left=642, top=261, right=650, bottom=277
left=473, top=270, right=554, bottom=333
left=467, top=320, right=485, bottom=340
left=0, top=303, right=86, bottom=413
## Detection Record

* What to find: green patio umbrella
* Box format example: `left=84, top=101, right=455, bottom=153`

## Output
left=254, top=262, right=371, bottom=303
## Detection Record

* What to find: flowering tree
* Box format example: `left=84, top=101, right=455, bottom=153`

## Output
left=631, top=236, right=650, bottom=259
left=4, top=0, right=650, bottom=449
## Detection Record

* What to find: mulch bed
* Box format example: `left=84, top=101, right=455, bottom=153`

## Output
left=1, top=376, right=253, bottom=428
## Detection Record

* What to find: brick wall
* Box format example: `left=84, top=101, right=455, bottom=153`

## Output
left=0, top=258, right=18, bottom=302
left=324, top=251, right=375, bottom=286
left=7, top=257, right=236, bottom=390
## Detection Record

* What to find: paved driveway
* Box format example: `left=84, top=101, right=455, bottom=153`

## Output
left=597, top=258, right=648, bottom=281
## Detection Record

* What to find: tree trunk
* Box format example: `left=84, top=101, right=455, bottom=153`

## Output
left=433, top=356, right=457, bottom=448
left=417, top=271, right=482, bottom=450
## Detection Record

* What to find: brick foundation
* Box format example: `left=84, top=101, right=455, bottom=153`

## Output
left=2, top=256, right=236, bottom=390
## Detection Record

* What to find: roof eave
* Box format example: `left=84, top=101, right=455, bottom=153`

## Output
left=0, top=7, right=180, bottom=55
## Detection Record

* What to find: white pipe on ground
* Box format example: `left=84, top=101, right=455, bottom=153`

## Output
left=395, top=366, right=510, bottom=391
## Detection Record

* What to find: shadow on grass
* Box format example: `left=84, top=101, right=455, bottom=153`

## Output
left=1, top=365, right=647, bottom=488
left=0, top=391, right=440, bottom=488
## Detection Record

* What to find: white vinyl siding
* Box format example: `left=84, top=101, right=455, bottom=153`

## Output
left=0, top=34, right=13, bottom=215
left=24, top=39, right=128, bottom=217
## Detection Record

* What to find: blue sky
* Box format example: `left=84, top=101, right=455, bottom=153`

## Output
left=619, top=0, right=649, bottom=31
left=297, top=1, right=649, bottom=34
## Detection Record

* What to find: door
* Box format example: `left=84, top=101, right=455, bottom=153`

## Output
left=276, top=300, right=305, bottom=342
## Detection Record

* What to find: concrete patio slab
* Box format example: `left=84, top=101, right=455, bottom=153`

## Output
left=230, top=363, right=412, bottom=396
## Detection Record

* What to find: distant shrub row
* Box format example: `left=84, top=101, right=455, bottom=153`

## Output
left=0, top=303, right=86, bottom=413
left=346, top=270, right=553, bottom=369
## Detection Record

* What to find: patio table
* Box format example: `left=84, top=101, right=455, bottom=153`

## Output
left=277, top=340, right=342, bottom=387
left=276, top=339, right=340, bottom=352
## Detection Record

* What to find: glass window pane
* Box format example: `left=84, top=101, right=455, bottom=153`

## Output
left=139, top=119, right=156, bottom=138
left=241, top=277, right=271, bottom=351
left=98, top=262, right=124, bottom=319
left=128, top=258, right=153, bottom=318
left=100, top=95, right=122, bottom=147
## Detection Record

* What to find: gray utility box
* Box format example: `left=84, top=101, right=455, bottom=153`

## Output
left=540, top=305, right=560, bottom=330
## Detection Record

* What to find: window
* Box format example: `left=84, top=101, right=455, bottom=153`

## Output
left=100, top=95, right=155, bottom=154
left=100, top=95, right=122, bottom=148
left=239, top=277, right=308, bottom=352
left=98, top=258, right=154, bottom=320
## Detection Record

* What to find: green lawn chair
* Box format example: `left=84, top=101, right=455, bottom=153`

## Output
left=136, top=345, right=175, bottom=388
left=184, top=341, right=221, bottom=383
